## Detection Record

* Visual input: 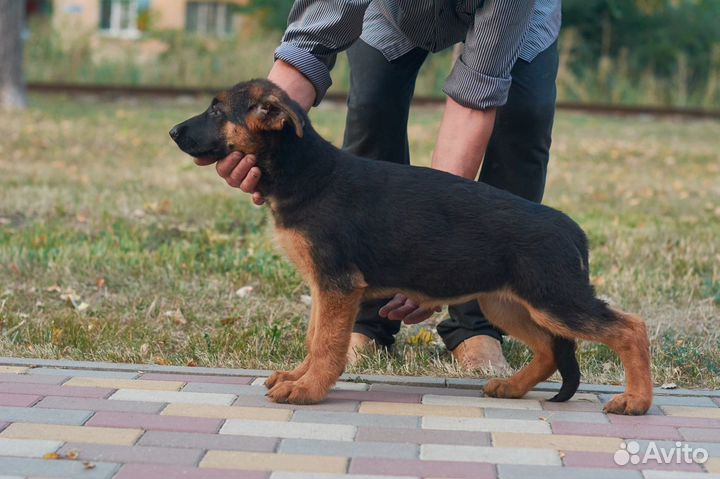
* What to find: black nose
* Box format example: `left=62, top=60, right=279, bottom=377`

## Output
left=169, top=126, right=181, bottom=140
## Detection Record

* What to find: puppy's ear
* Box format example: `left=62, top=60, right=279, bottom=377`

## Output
left=248, top=95, right=304, bottom=138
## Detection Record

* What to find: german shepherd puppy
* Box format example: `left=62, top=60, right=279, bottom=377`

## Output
left=170, top=79, right=653, bottom=415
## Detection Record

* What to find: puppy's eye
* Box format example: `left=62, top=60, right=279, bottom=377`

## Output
left=208, top=103, right=222, bottom=118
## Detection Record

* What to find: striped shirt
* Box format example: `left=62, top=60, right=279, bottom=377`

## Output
left=274, top=0, right=561, bottom=109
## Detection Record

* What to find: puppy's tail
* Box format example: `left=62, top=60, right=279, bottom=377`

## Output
left=548, top=336, right=580, bottom=402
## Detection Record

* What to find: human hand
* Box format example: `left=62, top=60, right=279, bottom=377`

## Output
left=378, top=294, right=441, bottom=324
left=194, top=152, right=265, bottom=205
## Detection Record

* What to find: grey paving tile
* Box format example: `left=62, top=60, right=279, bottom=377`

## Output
left=484, top=407, right=609, bottom=423
left=0, top=438, right=62, bottom=457
left=34, top=396, right=165, bottom=414
left=221, top=419, right=356, bottom=441
left=356, top=426, right=491, bottom=446
left=642, top=471, right=720, bottom=479
left=634, top=439, right=720, bottom=457
left=278, top=438, right=419, bottom=459
left=0, top=373, right=66, bottom=385
left=137, top=430, right=278, bottom=452
left=58, top=442, right=203, bottom=466
left=341, top=373, right=445, bottom=387
left=182, top=382, right=266, bottom=395
left=369, top=383, right=482, bottom=397
left=27, top=368, right=139, bottom=379
left=421, top=443, right=560, bottom=465
left=498, top=464, right=642, bottom=479
left=271, top=474, right=417, bottom=479
left=0, top=457, right=118, bottom=478
left=0, top=406, right=92, bottom=425
left=600, top=394, right=718, bottom=408
left=292, top=410, right=420, bottom=429
left=232, top=394, right=360, bottom=412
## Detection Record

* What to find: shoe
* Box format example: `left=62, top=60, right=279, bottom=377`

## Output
left=451, top=335, right=511, bottom=373
left=346, top=332, right=377, bottom=365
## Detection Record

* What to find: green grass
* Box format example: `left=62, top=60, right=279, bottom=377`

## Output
left=1, top=94, right=719, bottom=389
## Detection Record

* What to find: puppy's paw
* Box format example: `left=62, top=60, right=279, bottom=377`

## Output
left=266, top=379, right=328, bottom=405
left=265, top=370, right=299, bottom=389
left=483, top=378, right=526, bottom=399
left=603, top=393, right=652, bottom=416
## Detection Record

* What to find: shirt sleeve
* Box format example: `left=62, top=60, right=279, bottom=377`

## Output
left=443, top=0, right=535, bottom=109
left=275, top=0, right=372, bottom=106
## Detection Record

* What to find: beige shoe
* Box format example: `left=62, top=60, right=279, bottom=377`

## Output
left=346, top=332, right=376, bottom=366
left=451, top=335, right=511, bottom=373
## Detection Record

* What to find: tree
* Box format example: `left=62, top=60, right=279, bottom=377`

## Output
left=0, top=0, right=27, bottom=109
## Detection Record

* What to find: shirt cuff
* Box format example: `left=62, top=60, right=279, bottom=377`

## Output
left=274, top=43, right=332, bottom=107
left=443, top=57, right=512, bottom=109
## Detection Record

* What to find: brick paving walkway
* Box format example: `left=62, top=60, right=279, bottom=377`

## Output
left=0, top=358, right=718, bottom=478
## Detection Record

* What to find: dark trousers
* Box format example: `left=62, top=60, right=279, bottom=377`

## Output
left=343, top=39, right=559, bottom=349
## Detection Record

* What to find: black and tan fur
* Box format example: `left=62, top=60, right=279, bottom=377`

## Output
left=169, top=79, right=653, bottom=415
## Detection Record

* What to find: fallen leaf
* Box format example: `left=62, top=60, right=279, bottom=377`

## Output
left=153, top=356, right=168, bottom=365
left=95, top=277, right=106, bottom=289
left=43, top=452, right=60, bottom=460
left=660, top=382, right=678, bottom=390
left=65, top=449, right=79, bottom=460
left=186, top=359, right=198, bottom=367
left=83, top=462, right=96, bottom=469
left=46, top=285, right=62, bottom=293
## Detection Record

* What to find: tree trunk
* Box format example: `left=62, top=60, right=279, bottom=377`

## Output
left=0, top=0, right=27, bottom=110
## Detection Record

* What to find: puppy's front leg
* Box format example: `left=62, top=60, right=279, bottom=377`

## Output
left=266, top=286, right=363, bottom=404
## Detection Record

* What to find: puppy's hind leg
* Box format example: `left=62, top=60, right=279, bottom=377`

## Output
left=478, top=295, right=559, bottom=399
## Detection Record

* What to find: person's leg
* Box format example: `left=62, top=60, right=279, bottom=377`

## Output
left=343, top=39, right=429, bottom=349
left=437, top=41, right=560, bottom=355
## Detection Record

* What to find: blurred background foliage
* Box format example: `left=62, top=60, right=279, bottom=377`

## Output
left=23, top=0, right=720, bottom=108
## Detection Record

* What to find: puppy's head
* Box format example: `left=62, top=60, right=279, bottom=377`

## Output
left=169, top=79, right=304, bottom=161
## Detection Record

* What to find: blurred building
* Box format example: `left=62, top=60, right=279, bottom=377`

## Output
left=27, top=0, right=250, bottom=38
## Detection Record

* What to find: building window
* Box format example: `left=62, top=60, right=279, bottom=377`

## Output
left=186, top=2, right=234, bottom=36
left=100, top=0, right=141, bottom=38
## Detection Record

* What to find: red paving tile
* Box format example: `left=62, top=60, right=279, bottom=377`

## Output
left=139, top=373, right=255, bottom=385
left=349, top=457, right=496, bottom=479
left=551, top=421, right=683, bottom=440
left=0, top=382, right=114, bottom=398
left=114, top=464, right=270, bottom=479
left=562, top=450, right=705, bottom=472
left=0, top=393, right=42, bottom=407
left=86, top=411, right=223, bottom=433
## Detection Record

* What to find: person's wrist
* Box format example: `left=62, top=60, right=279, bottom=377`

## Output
left=268, top=60, right=316, bottom=112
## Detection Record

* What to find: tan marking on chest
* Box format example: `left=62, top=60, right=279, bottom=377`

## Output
left=274, top=227, right=317, bottom=283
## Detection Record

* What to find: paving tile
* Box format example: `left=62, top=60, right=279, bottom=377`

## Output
left=359, top=401, right=483, bottom=418
left=0, top=373, right=67, bottom=384
left=562, top=451, right=704, bottom=472
left=27, top=368, right=139, bottom=379
left=183, top=382, right=266, bottom=395
left=233, top=394, right=360, bottom=412
left=292, top=410, right=419, bottom=429
left=423, top=395, right=542, bottom=410
left=271, top=474, right=417, bottom=479
left=0, top=366, right=28, bottom=374
left=524, top=391, right=601, bottom=403
left=200, top=451, right=348, bottom=474
left=0, top=406, right=92, bottom=425
left=0, top=422, right=8, bottom=433
left=115, top=464, right=270, bottom=479
left=677, top=427, right=720, bottom=442
left=0, top=457, right=118, bottom=478
left=138, top=430, right=278, bottom=452
left=349, top=457, right=495, bottom=479
left=34, top=396, right=165, bottom=414
left=109, top=388, right=235, bottom=405
left=87, top=411, right=222, bottom=433
left=484, top=408, right=609, bottom=424
left=492, top=432, right=623, bottom=453
left=369, top=383, right=482, bottom=397
left=64, top=376, right=184, bottom=391
left=250, top=378, right=369, bottom=391
left=57, top=442, right=203, bottom=466
left=542, top=400, right=607, bottom=412
left=356, top=426, right=491, bottom=446
left=661, top=406, right=720, bottom=419
left=0, top=422, right=142, bottom=445
left=601, top=394, right=718, bottom=408
left=551, top=421, right=682, bottom=440
left=221, top=418, right=356, bottom=441
left=162, top=402, right=291, bottom=421
left=0, top=438, right=62, bottom=457
left=421, top=443, right=560, bottom=465
left=608, top=413, right=720, bottom=429
left=715, top=398, right=720, bottom=407
left=498, top=464, right=643, bottom=479
left=643, top=471, right=720, bottom=479
left=342, top=374, right=445, bottom=387
left=0, top=475, right=23, bottom=479
left=0, top=382, right=114, bottom=398
left=706, top=458, right=720, bottom=473
left=142, top=373, right=254, bottom=385
left=0, top=393, right=41, bottom=408
left=279, top=438, right=418, bottom=459
left=423, top=416, right=551, bottom=434
left=328, top=390, right=422, bottom=404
